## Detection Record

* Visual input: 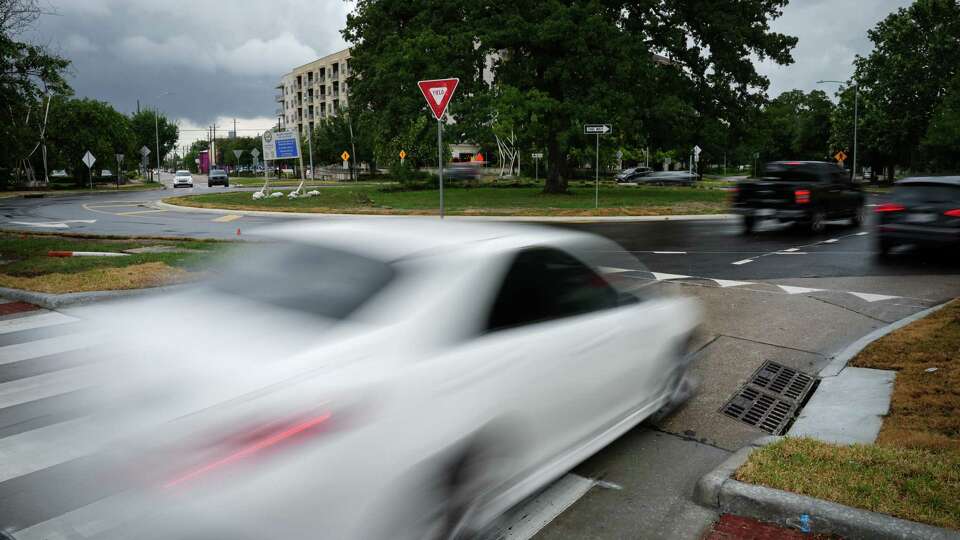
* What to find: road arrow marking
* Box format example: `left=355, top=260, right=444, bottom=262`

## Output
left=850, top=292, right=900, bottom=303
left=731, top=258, right=754, bottom=265
left=8, top=221, right=69, bottom=229
left=777, top=285, right=824, bottom=295
left=651, top=272, right=690, bottom=281
left=599, top=266, right=636, bottom=274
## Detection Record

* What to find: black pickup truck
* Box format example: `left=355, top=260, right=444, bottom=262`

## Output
left=732, top=161, right=865, bottom=233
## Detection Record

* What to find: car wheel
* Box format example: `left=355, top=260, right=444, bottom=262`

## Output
left=851, top=206, right=866, bottom=227
left=808, top=210, right=826, bottom=233
left=742, top=215, right=755, bottom=234
left=877, top=236, right=895, bottom=258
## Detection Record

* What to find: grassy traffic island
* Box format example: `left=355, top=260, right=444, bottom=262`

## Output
left=0, top=232, right=231, bottom=294
left=736, top=300, right=960, bottom=530
left=166, top=183, right=729, bottom=217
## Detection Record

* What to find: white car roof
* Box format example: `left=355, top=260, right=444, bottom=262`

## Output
left=252, top=219, right=604, bottom=262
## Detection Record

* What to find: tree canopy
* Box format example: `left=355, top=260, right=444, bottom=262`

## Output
left=344, top=0, right=797, bottom=191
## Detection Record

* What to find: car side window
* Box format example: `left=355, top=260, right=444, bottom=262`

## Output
left=485, top=248, right=620, bottom=332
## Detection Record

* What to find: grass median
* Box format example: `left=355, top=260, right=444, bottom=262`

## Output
left=0, top=232, right=231, bottom=294
left=166, top=184, right=728, bottom=216
left=736, top=300, right=960, bottom=530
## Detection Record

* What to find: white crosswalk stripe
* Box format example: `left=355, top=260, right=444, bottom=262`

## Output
left=0, top=306, right=125, bottom=537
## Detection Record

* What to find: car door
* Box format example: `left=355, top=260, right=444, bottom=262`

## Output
left=475, top=248, right=658, bottom=460
left=824, top=169, right=847, bottom=217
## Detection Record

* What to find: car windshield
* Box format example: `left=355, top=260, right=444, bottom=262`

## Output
left=894, top=183, right=960, bottom=204
left=211, top=242, right=396, bottom=320
left=175, top=171, right=190, bottom=176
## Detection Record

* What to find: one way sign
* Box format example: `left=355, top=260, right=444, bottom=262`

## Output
left=584, top=124, right=612, bottom=135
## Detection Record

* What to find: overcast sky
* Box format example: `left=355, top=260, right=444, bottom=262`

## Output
left=29, top=0, right=910, bottom=147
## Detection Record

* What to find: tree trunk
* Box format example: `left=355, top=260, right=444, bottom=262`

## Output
left=543, top=134, right=567, bottom=194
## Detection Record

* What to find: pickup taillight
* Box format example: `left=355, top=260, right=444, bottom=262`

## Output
left=794, top=189, right=811, bottom=204
left=944, top=209, right=960, bottom=217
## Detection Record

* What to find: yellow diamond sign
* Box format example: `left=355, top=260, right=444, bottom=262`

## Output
left=834, top=150, right=847, bottom=162
left=399, top=150, right=407, bottom=160
left=341, top=151, right=350, bottom=161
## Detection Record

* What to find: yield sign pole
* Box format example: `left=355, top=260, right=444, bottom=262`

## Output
left=418, top=78, right=459, bottom=219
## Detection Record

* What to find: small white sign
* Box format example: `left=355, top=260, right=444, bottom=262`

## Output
left=693, top=145, right=702, bottom=158
left=140, top=145, right=151, bottom=157
left=82, top=151, right=96, bottom=169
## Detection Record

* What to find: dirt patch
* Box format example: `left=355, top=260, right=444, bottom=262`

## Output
left=0, top=262, right=200, bottom=293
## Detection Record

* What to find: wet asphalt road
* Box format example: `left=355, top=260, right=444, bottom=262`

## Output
left=1, top=180, right=958, bottom=539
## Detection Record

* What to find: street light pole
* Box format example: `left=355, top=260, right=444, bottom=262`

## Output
left=154, top=91, right=173, bottom=182
left=817, top=80, right=858, bottom=179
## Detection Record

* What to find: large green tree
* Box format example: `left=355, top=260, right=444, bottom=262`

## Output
left=752, top=89, right=834, bottom=161
left=0, top=0, right=70, bottom=186
left=921, top=74, right=960, bottom=171
left=344, top=0, right=797, bottom=193
left=839, top=0, right=960, bottom=177
left=129, top=110, right=179, bottom=170
left=45, top=97, right=136, bottom=184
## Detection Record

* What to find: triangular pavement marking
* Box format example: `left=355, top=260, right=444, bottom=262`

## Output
left=850, top=291, right=900, bottom=303
left=777, top=285, right=823, bottom=295
left=713, top=279, right=754, bottom=288
left=652, top=272, right=691, bottom=281
left=599, top=266, right=636, bottom=274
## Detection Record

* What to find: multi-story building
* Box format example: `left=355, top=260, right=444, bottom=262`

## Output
left=276, top=47, right=351, bottom=136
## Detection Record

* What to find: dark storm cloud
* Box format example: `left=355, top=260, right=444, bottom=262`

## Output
left=30, top=0, right=351, bottom=129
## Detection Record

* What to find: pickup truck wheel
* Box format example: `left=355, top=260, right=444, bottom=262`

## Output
left=851, top=206, right=866, bottom=227
left=742, top=216, right=755, bottom=234
left=877, top=236, right=895, bottom=258
left=808, top=210, right=826, bottom=233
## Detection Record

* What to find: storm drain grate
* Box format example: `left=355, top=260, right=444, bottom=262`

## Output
left=720, top=361, right=816, bottom=434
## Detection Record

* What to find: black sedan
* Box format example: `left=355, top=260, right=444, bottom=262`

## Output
left=639, top=171, right=698, bottom=186
left=875, top=176, right=960, bottom=256
left=615, top=167, right=652, bottom=183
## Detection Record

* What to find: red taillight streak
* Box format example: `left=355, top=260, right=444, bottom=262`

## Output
left=785, top=161, right=802, bottom=165
left=875, top=203, right=905, bottom=213
left=164, top=412, right=332, bottom=488
left=944, top=209, right=960, bottom=217
left=795, top=189, right=810, bottom=204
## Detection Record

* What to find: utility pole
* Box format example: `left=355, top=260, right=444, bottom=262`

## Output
left=347, top=112, right=358, bottom=182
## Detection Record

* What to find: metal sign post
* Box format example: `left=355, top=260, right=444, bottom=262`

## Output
left=82, top=151, right=96, bottom=189
left=584, top=124, right=612, bottom=209
left=115, top=153, right=124, bottom=189
left=532, top=152, right=543, bottom=182
left=418, top=78, right=460, bottom=219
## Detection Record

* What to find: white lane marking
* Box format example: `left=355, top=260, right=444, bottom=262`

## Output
left=712, top=279, right=753, bottom=288
left=493, top=474, right=594, bottom=540
left=13, top=491, right=152, bottom=540
left=0, top=417, right=109, bottom=483
left=0, top=366, right=94, bottom=409
left=0, top=312, right=77, bottom=336
left=855, top=232, right=869, bottom=236
left=0, top=333, right=100, bottom=366
left=652, top=251, right=686, bottom=254
left=850, top=292, right=901, bottom=303
left=651, top=272, right=690, bottom=281
left=782, top=248, right=800, bottom=252
left=822, top=239, right=838, bottom=244
left=732, top=258, right=754, bottom=265
left=774, top=252, right=807, bottom=255
left=7, top=221, right=68, bottom=229
left=866, top=204, right=879, bottom=207
left=777, top=285, right=824, bottom=295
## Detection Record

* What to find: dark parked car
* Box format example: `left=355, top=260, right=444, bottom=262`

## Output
left=208, top=169, right=229, bottom=187
left=615, top=167, right=653, bottom=183
left=875, top=176, right=960, bottom=256
left=639, top=170, right=698, bottom=186
left=732, top=161, right=865, bottom=233
left=443, top=164, right=481, bottom=181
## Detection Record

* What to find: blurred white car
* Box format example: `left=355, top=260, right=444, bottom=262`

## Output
left=76, top=220, right=701, bottom=539
left=172, top=170, right=193, bottom=188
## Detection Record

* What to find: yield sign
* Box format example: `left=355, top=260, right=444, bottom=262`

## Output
left=417, top=78, right=459, bottom=120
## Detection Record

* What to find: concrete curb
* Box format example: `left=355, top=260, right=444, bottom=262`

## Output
left=820, top=300, right=953, bottom=377
left=155, top=200, right=737, bottom=223
left=0, top=284, right=193, bottom=309
left=695, top=438, right=960, bottom=540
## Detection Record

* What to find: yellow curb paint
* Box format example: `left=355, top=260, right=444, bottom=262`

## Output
left=212, top=214, right=242, bottom=223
